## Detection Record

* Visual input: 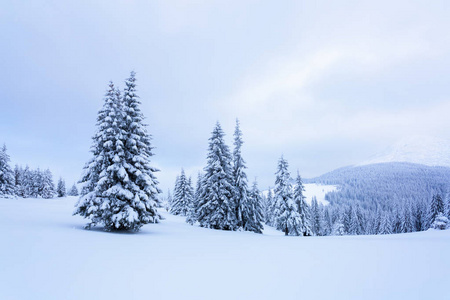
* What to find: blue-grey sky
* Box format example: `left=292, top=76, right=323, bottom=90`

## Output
left=1, top=0, right=449, bottom=193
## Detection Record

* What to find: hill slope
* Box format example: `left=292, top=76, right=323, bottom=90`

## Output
left=308, top=162, right=450, bottom=208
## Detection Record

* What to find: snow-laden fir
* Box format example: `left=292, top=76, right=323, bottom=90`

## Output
left=74, top=73, right=161, bottom=231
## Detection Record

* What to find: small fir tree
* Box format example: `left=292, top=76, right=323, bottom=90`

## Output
left=69, top=184, right=79, bottom=196
left=57, top=177, right=66, bottom=197
left=293, top=172, right=312, bottom=236
left=41, top=169, right=55, bottom=199
left=0, top=144, right=16, bottom=197
left=170, top=169, right=192, bottom=216
left=14, top=165, right=25, bottom=197
left=186, top=172, right=203, bottom=225
left=310, top=196, right=321, bottom=236
left=427, top=194, right=445, bottom=229
left=431, top=213, right=449, bottom=230
left=377, top=213, right=392, bottom=235
left=265, top=188, right=276, bottom=226
left=244, top=180, right=264, bottom=233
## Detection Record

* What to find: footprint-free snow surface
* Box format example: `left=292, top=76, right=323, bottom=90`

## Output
left=1, top=197, right=449, bottom=300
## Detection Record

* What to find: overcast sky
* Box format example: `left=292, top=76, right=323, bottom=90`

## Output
left=1, top=0, right=449, bottom=192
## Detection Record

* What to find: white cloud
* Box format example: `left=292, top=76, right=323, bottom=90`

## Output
left=219, top=30, right=445, bottom=149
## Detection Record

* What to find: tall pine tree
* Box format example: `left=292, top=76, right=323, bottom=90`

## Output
left=196, top=122, right=237, bottom=230
left=186, top=172, right=203, bottom=225
left=75, top=75, right=160, bottom=231
left=170, top=169, right=192, bottom=216
left=293, top=172, right=312, bottom=236
left=232, top=119, right=251, bottom=230
left=310, top=197, right=322, bottom=236
left=273, top=156, right=302, bottom=236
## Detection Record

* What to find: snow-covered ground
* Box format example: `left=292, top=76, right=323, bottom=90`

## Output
left=1, top=197, right=449, bottom=300
left=303, top=183, right=336, bottom=205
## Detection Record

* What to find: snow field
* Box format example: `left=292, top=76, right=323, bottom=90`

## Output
left=1, top=196, right=449, bottom=300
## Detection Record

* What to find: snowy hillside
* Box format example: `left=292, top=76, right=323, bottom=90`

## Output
left=310, top=162, right=450, bottom=207
left=262, top=183, right=337, bottom=205
left=1, top=197, right=449, bottom=300
left=359, top=136, right=450, bottom=167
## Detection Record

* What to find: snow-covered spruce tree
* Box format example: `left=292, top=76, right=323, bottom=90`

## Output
left=401, top=201, right=414, bottom=233
left=75, top=82, right=123, bottom=228
left=293, top=172, right=312, bottom=236
left=184, top=176, right=195, bottom=222
left=170, top=175, right=180, bottom=213
left=0, top=144, right=16, bottom=197
left=331, top=216, right=345, bottom=236
left=75, top=77, right=161, bottom=231
left=391, top=205, right=403, bottom=234
left=273, top=156, right=302, bottom=236
left=264, top=188, right=274, bottom=225
left=196, top=122, right=238, bottom=231
left=21, top=166, right=32, bottom=198
left=378, top=213, right=392, bottom=235
left=372, top=210, right=382, bottom=235
left=322, top=207, right=332, bottom=236
left=69, top=183, right=79, bottom=196
left=427, top=194, right=445, bottom=229
left=347, top=207, right=361, bottom=235
left=186, top=172, right=203, bottom=225
left=431, top=213, right=449, bottom=230
left=57, top=177, right=66, bottom=197
left=170, top=169, right=192, bottom=216
left=244, top=180, right=264, bottom=233
left=232, top=119, right=250, bottom=229
left=446, top=195, right=450, bottom=221
left=31, top=168, right=43, bottom=198
left=14, top=165, right=25, bottom=197
left=413, top=200, right=426, bottom=232
left=120, top=72, right=161, bottom=227
left=310, top=196, right=322, bottom=236
left=41, top=169, right=55, bottom=199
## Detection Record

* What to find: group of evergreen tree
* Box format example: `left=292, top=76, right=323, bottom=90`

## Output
left=170, top=169, right=194, bottom=216
left=1, top=144, right=69, bottom=199
left=0, top=145, right=15, bottom=197
left=74, top=72, right=161, bottom=231
left=168, top=122, right=450, bottom=236
left=263, top=157, right=312, bottom=236
left=55, top=178, right=78, bottom=197
left=169, top=120, right=264, bottom=233
left=14, top=166, right=55, bottom=198
left=262, top=189, right=450, bottom=236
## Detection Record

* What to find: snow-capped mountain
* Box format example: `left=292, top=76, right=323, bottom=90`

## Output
left=359, top=136, right=450, bottom=167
